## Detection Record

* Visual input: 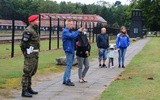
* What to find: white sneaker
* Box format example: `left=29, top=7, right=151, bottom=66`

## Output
left=79, top=79, right=83, bottom=83
left=111, top=66, right=115, bottom=68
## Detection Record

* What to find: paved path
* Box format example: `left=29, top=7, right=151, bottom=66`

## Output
left=11, top=38, right=149, bottom=100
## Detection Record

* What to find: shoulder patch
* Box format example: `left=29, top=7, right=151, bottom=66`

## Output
left=23, top=31, right=30, bottom=35
left=26, top=32, right=30, bottom=34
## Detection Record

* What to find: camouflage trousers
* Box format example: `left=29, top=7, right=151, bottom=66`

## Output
left=22, top=53, right=39, bottom=91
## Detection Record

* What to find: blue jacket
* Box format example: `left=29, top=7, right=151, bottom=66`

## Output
left=62, top=28, right=79, bottom=54
left=96, top=33, right=109, bottom=49
left=116, top=33, right=130, bottom=48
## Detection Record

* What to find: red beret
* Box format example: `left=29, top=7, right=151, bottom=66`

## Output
left=28, top=14, right=39, bottom=22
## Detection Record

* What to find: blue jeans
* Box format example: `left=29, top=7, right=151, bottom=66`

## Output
left=63, top=52, right=74, bottom=83
left=99, top=49, right=107, bottom=60
left=118, top=48, right=127, bottom=66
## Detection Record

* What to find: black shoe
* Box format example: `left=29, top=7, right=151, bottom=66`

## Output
left=99, top=64, right=101, bottom=67
left=122, top=65, right=125, bottom=68
left=65, top=81, right=75, bottom=86
left=118, top=65, right=121, bottom=68
left=22, top=91, right=32, bottom=97
left=102, top=64, right=106, bottom=68
left=62, top=81, right=66, bottom=84
left=28, top=88, right=38, bottom=94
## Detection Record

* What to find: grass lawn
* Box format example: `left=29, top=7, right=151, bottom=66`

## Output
left=0, top=30, right=57, bottom=36
left=0, top=39, right=63, bottom=59
left=100, top=37, right=160, bottom=100
left=0, top=47, right=65, bottom=96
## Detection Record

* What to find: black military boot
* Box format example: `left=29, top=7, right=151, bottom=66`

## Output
left=22, top=90, right=32, bottom=97
left=28, top=88, right=38, bottom=94
left=122, top=65, right=125, bottom=68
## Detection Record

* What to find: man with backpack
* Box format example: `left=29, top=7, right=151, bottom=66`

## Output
left=76, top=28, right=91, bottom=83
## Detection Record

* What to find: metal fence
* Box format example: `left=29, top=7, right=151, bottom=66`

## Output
left=0, top=17, right=122, bottom=58
left=0, top=19, right=99, bottom=58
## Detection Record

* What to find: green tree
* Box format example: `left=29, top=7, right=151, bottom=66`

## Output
left=114, top=1, right=121, bottom=7
left=59, top=1, right=75, bottom=13
left=129, top=0, right=160, bottom=31
left=15, top=0, right=40, bottom=24
left=72, top=3, right=82, bottom=14
left=0, top=0, right=131, bottom=28
left=0, top=0, right=40, bottom=24
left=38, top=1, right=59, bottom=13
left=81, top=5, right=89, bottom=14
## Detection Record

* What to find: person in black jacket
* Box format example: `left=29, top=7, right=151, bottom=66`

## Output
left=96, top=28, right=109, bottom=68
left=76, top=28, right=91, bottom=83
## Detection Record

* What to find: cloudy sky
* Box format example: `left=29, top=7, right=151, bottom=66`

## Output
left=53, top=0, right=130, bottom=5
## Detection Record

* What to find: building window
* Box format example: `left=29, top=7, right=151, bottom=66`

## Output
left=67, top=16, right=71, bottom=19
left=136, top=12, right=139, bottom=16
left=78, top=16, right=82, bottom=19
left=134, top=28, right=138, bottom=34
left=90, top=17, right=93, bottom=20
left=62, top=16, right=66, bottom=19
left=52, top=16, right=55, bottom=19
left=132, top=12, right=135, bottom=16
left=85, top=16, right=88, bottom=19
left=139, top=12, right=141, bottom=16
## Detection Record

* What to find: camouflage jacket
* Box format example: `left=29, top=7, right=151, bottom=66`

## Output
left=20, top=25, right=40, bottom=54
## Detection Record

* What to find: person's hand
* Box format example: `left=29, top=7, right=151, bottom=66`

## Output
left=78, top=27, right=83, bottom=32
left=85, top=51, right=89, bottom=54
left=85, top=51, right=89, bottom=56
left=88, top=40, right=91, bottom=44
left=116, top=48, right=120, bottom=52
left=98, top=48, right=100, bottom=54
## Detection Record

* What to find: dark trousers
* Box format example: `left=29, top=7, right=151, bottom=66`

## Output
left=108, top=58, right=114, bottom=67
left=22, top=53, right=39, bottom=91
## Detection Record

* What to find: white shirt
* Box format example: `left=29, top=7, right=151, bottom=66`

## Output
left=108, top=50, right=115, bottom=58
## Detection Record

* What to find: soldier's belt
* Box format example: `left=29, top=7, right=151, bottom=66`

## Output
left=33, top=49, right=39, bottom=52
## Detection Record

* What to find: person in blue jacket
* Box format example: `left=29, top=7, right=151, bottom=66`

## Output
left=62, top=19, right=82, bottom=86
left=116, top=26, right=130, bottom=68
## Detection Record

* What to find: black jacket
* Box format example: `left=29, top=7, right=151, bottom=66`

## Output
left=76, top=33, right=91, bottom=58
left=96, top=33, right=109, bottom=49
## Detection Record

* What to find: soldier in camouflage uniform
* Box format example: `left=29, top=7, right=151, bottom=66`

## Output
left=20, top=14, right=40, bottom=97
